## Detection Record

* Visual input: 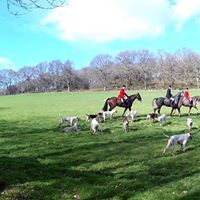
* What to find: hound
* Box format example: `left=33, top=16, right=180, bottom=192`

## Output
left=91, top=118, right=101, bottom=134
left=86, top=112, right=103, bottom=121
left=59, top=116, right=80, bottom=127
left=163, top=132, right=192, bottom=155
left=157, top=114, right=167, bottom=125
left=128, top=110, right=137, bottom=122
left=187, top=118, right=193, bottom=131
left=63, top=123, right=80, bottom=132
left=146, top=113, right=158, bottom=122
left=122, top=116, right=129, bottom=132
left=102, top=110, right=117, bottom=121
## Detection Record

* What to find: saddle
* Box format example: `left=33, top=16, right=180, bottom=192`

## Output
left=118, top=98, right=129, bottom=106
left=189, top=99, right=193, bottom=107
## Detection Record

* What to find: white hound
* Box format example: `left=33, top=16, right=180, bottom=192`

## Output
left=91, top=118, right=101, bottom=134
left=163, top=132, right=192, bottom=155
left=187, top=118, right=193, bottom=131
left=59, top=116, right=80, bottom=127
left=102, top=110, right=117, bottom=121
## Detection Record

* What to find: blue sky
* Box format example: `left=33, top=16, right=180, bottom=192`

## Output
left=1, top=0, right=200, bottom=70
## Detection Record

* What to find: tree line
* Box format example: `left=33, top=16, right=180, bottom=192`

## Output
left=1, top=48, right=200, bottom=95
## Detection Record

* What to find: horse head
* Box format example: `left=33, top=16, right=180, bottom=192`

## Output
left=174, top=91, right=184, bottom=100
left=129, top=93, right=142, bottom=103
left=136, top=92, right=142, bottom=102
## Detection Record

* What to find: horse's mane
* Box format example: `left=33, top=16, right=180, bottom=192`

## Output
left=128, top=93, right=140, bottom=97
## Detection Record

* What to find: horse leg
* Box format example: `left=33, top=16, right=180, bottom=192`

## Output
left=122, top=107, right=128, bottom=116
left=170, top=108, right=174, bottom=116
left=178, top=108, right=181, bottom=117
left=188, top=107, right=192, bottom=115
left=109, top=107, right=113, bottom=111
left=192, top=106, right=198, bottom=115
left=154, top=106, right=161, bottom=114
left=108, top=103, right=115, bottom=111
left=194, top=106, right=198, bottom=111
left=154, top=107, right=158, bottom=113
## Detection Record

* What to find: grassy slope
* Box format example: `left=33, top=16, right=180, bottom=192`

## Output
left=0, top=90, right=200, bottom=200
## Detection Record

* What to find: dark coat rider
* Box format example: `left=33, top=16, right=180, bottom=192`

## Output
left=166, top=85, right=173, bottom=99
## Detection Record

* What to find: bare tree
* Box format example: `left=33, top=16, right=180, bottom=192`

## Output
left=48, top=60, right=64, bottom=90
left=175, top=48, right=194, bottom=87
left=6, top=0, right=68, bottom=15
left=34, top=62, right=51, bottom=92
left=156, top=50, right=176, bottom=88
left=0, top=69, right=19, bottom=94
left=136, top=49, right=155, bottom=90
left=1, top=48, right=200, bottom=94
left=188, top=51, right=200, bottom=88
left=18, top=66, right=35, bottom=92
left=90, top=54, right=114, bottom=91
left=175, top=48, right=200, bottom=88
left=116, top=50, right=138, bottom=88
left=61, top=60, right=74, bottom=92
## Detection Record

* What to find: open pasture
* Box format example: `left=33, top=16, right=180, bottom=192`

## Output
left=0, top=90, right=200, bottom=200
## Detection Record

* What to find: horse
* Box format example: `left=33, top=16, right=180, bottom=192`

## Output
left=102, top=93, right=142, bottom=116
left=180, top=96, right=200, bottom=114
left=152, top=91, right=184, bottom=116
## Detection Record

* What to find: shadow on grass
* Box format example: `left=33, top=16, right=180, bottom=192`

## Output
left=1, top=152, right=199, bottom=200
left=0, top=107, right=10, bottom=110
left=0, top=117, right=200, bottom=199
left=178, top=190, right=200, bottom=200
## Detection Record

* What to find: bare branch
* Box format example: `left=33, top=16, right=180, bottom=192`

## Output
left=6, top=0, right=68, bottom=15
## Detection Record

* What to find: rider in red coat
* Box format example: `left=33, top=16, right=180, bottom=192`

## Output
left=184, top=87, right=192, bottom=106
left=118, top=85, right=128, bottom=103
left=184, top=88, right=190, bottom=100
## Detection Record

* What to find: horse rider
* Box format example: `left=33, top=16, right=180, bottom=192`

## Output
left=118, top=85, right=128, bottom=104
left=173, top=88, right=183, bottom=107
left=166, top=85, right=174, bottom=105
left=184, top=87, right=193, bottom=106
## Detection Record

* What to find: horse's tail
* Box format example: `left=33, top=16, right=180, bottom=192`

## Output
left=102, top=98, right=109, bottom=111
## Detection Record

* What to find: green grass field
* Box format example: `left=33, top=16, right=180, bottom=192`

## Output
left=0, top=90, right=200, bottom=200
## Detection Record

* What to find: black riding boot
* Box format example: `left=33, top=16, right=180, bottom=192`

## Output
left=170, top=100, right=174, bottom=107
left=189, top=100, right=193, bottom=107
left=124, top=99, right=129, bottom=107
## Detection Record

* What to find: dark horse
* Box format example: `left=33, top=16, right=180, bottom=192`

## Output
left=152, top=91, right=184, bottom=116
left=102, top=93, right=142, bottom=116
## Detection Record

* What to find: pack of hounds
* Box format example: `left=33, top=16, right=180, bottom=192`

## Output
left=59, top=110, right=193, bottom=156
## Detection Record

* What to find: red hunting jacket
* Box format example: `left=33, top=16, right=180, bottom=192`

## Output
left=184, top=90, right=190, bottom=100
left=118, top=88, right=126, bottom=98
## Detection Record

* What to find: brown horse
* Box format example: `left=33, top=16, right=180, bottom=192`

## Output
left=102, top=93, right=142, bottom=116
left=181, top=96, right=200, bottom=114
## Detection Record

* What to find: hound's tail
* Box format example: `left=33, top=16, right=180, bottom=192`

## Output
left=102, top=98, right=109, bottom=111
left=163, top=133, right=170, bottom=138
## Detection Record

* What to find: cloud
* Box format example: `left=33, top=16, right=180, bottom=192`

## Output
left=0, top=58, right=16, bottom=70
left=172, top=0, right=200, bottom=30
left=41, top=0, right=172, bottom=42
left=41, top=0, right=200, bottom=42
